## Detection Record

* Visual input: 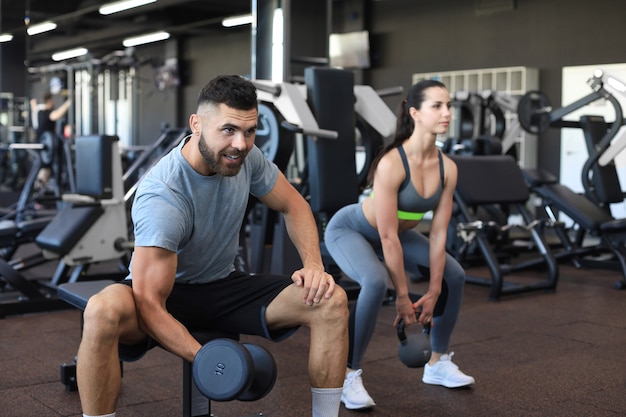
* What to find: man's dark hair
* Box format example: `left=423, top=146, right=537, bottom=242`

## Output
left=197, top=75, right=257, bottom=111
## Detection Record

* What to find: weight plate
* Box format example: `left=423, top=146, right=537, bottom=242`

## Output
left=257, top=102, right=294, bottom=172
left=39, top=131, right=56, bottom=167
left=517, top=91, right=552, bottom=134
left=485, top=98, right=506, bottom=139
left=192, top=338, right=253, bottom=401
left=355, top=115, right=384, bottom=190
left=257, top=103, right=280, bottom=163
left=457, top=103, right=474, bottom=139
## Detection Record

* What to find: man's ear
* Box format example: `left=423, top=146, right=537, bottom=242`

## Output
left=190, top=114, right=201, bottom=135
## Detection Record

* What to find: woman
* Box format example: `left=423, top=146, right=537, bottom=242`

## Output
left=324, top=79, right=474, bottom=410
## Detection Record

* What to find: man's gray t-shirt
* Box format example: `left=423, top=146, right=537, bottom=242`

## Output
left=128, top=138, right=279, bottom=283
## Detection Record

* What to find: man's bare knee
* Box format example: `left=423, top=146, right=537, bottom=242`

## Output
left=82, top=286, right=139, bottom=342
left=315, top=287, right=349, bottom=326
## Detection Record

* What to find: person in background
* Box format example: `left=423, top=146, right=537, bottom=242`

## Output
left=324, top=79, right=474, bottom=410
left=30, top=91, right=71, bottom=188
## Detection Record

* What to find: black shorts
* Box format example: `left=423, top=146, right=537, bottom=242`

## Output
left=116, top=271, right=296, bottom=361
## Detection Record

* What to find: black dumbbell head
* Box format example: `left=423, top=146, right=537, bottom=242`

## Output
left=193, top=338, right=254, bottom=401
left=238, top=343, right=277, bottom=401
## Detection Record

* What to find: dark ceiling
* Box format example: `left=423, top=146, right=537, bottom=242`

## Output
left=1, top=0, right=252, bottom=65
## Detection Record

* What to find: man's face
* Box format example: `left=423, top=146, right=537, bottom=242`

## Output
left=197, top=103, right=258, bottom=176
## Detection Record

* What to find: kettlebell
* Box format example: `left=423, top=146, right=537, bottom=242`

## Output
left=397, top=319, right=432, bottom=368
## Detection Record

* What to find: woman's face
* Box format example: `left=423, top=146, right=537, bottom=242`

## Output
left=411, top=87, right=452, bottom=135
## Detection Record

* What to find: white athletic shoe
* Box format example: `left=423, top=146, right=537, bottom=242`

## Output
left=422, top=352, right=475, bottom=388
left=341, top=369, right=376, bottom=410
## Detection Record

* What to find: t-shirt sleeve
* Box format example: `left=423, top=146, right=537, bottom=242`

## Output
left=131, top=179, right=191, bottom=252
left=248, top=145, right=279, bottom=198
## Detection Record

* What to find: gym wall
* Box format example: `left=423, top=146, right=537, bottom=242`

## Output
left=363, top=0, right=624, bottom=178
left=4, top=0, right=622, bottom=177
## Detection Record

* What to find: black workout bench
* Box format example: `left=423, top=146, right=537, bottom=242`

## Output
left=449, top=154, right=560, bottom=300
left=57, top=279, right=264, bottom=417
left=523, top=167, right=626, bottom=290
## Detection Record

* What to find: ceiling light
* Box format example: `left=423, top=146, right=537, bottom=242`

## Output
left=27, top=21, right=57, bottom=36
left=222, top=14, right=253, bottom=27
left=0, top=34, right=13, bottom=43
left=52, top=47, right=89, bottom=61
left=99, top=0, right=157, bottom=15
left=123, top=31, right=170, bottom=47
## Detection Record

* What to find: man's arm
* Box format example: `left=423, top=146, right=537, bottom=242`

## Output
left=258, top=171, right=335, bottom=304
left=130, top=246, right=201, bottom=362
left=50, top=99, right=72, bottom=121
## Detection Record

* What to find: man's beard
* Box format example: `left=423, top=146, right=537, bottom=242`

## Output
left=198, top=133, right=246, bottom=177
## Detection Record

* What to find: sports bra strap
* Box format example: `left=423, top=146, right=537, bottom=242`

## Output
left=397, top=146, right=411, bottom=190
left=397, top=146, right=445, bottom=189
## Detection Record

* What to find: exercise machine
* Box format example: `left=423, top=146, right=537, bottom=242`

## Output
left=122, top=126, right=190, bottom=204
left=443, top=90, right=506, bottom=157
left=35, top=134, right=131, bottom=284
left=523, top=166, right=626, bottom=290
left=245, top=72, right=396, bottom=281
left=516, top=69, right=626, bottom=207
left=449, top=154, right=559, bottom=300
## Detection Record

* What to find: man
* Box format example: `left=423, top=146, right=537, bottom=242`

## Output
left=76, top=75, right=349, bottom=417
left=30, top=91, right=71, bottom=188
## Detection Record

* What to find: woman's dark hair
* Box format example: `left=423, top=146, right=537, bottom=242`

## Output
left=197, top=75, right=257, bottom=111
left=365, top=79, right=447, bottom=186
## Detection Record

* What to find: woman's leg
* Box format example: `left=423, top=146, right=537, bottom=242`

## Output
left=401, top=230, right=474, bottom=387
left=325, top=207, right=389, bottom=370
left=324, top=205, right=388, bottom=409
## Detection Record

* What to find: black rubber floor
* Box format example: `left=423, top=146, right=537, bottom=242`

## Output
left=1, top=258, right=626, bottom=416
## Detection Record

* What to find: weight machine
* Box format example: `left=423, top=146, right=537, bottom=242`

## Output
left=449, top=154, right=559, bottom=300
left=0, top=135, right=131, bottom=318
left=518, top=70, right=626, bottom=289
left=443, top=90, right=507, bottom=158
left=29, top=50, right=143, bottom=148
left=517, top=69, right=626, bottom=207
left=244, top=71, right=397, bottom=281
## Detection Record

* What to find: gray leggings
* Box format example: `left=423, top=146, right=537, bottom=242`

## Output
left=324, top=203, right=466, bottom=370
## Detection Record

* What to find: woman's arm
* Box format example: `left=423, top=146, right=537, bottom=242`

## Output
left=372, top=153, right=416, bottom=327
left=414, top=156, right=458, bottom=323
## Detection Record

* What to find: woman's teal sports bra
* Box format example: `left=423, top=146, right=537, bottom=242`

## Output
left=396, top=146, right=444, bottom=220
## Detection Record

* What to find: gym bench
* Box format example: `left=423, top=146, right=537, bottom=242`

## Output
left=58, top=279, right=271, bottom=417
left=449, top=154, right=560, bottom=300
left=523, top=167, right=626, bottom=290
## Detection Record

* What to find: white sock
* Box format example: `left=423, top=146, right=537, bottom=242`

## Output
left=83, top=413, right=115, bottom=417
left=311, top=387, right=342, bottom=417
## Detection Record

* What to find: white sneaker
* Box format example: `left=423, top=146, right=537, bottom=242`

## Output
left=341, top=369, right=376, bottom=410
left=422, top=352, right=475, bottom=388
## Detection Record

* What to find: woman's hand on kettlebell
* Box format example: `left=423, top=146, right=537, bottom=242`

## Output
left=393, top=294, right=416, bottom=328
left=413, top=293, right=437, bottom=327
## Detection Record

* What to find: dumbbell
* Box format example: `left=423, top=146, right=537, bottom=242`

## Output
left=396, top=319, right=432, bottom=368
left=192, top=338, right=277, bottom=402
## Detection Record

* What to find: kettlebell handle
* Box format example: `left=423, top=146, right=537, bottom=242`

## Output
left=397, top=319, right=408, bottom=343
left=396, top=315, right=431, bottom=343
